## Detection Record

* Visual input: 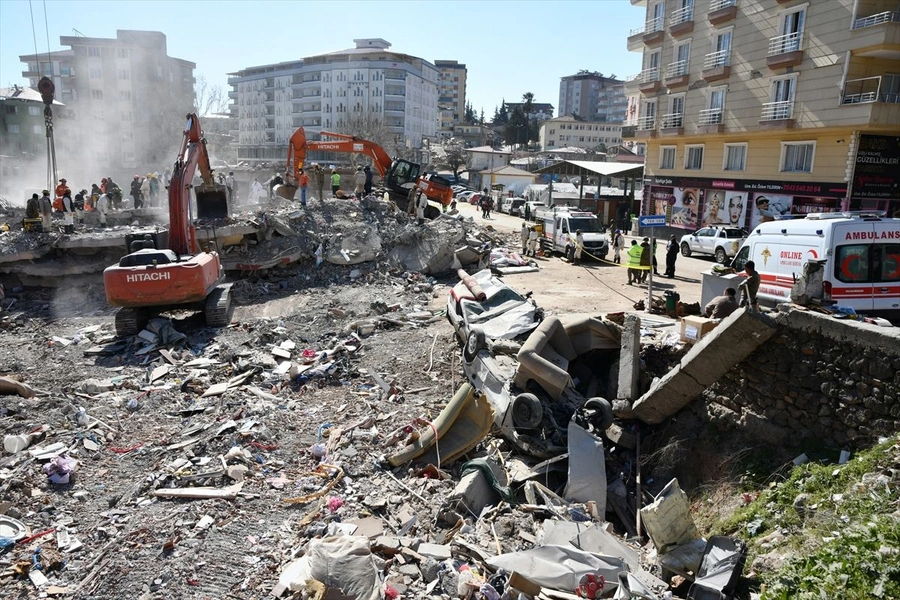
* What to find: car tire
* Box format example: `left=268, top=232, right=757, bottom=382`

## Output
left=463, top=327, right=486, bottom=363
left=714, top=247, right=728, bottom=264
left=512, top=393, right=543, bottom=429
left=680, top=242, right=692, bottom=257
left=583, top=397, right=614, bottom=432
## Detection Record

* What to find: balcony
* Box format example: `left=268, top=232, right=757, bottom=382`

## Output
left=767, top=32, right=804, bottom=69
left=853, top=10, right=900, bottom=29
left=642, top=16, right=665, bottom=44
left=841, top=76, right=900, bottom=105
left=668, top=6, right=694, bottom=37
left=660, top=112, right=684, bottom=136
left=635, top=115, right=657, bottom=138
left=664, top=60, right=689, bottom=88
left=702, top=51, right=731, bottom=81
left=708, top=0, right=737, bottom=25
left=228, top=90, right=237, bottom=99
left=638, top=67, right=661, bottom=93
left=621, top=124, right=637, bottom=139
left=698, top=108, right=724, bottom=133
left=759, top=100, right=795, bottom=128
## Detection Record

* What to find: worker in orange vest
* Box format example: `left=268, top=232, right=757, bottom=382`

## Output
left=53, top=177, right=70, bottom=212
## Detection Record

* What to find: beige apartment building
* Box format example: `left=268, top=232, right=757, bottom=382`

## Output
left=435, top=60, right=467, bottom=132
left=624, top=0, right=900, bottom=233
left=539, top=116, right=624, bottom=151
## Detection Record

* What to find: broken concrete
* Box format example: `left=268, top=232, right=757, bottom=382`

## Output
left=631, top=308, right=779, bottom=424
left=616, top=314, right=641, bottom=402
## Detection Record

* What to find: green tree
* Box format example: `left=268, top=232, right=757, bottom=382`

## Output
left=436, top=139, right=467, bottom=179
left=464, top=102, right=477, bottom=125
left=493, top=100, right=509, bottom=125
left=503, top=107, right=527, bottom=148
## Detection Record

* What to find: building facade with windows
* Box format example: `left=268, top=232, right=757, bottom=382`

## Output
left=558, top=72, right=628, bottom=123
left=228, top=39, right=439, bottom=165
left=539, top=116, right=623, bottom=151
left=624, top=0, right=900, bottom=234
left=19, top=30, right=195, bottom=179
left=435, top=60, right=467, bottom=132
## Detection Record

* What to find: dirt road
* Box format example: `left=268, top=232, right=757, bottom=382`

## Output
left=451, top=200, right=718, bottom=317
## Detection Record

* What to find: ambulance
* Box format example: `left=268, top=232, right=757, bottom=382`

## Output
left=730, top=212, right=900, bottom=316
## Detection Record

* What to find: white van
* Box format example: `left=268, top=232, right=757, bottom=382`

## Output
left=535, top=206, right=609, bottom=261
left=731, top=212, right=900, bottom=316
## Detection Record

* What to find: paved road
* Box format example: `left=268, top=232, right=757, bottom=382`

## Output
left=455, top=200, right=722, bottom=317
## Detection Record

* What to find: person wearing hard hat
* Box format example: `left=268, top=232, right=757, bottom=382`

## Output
left=53, top=178, right=70, bottom=213
left=313, top=164, right=325, bottom=202
left=331, top=169, right=341, bottom=197
left=354, top=166, right=366, bottom=200
left=39, top=190, right=53, bottom=231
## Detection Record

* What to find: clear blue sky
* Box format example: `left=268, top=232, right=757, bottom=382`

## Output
left=0, top=0, right=644, bottom=117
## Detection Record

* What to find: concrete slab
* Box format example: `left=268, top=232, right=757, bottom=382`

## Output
left=616, top=314, right=641, bottom=401
left=631, top=308, right=779, bottom=424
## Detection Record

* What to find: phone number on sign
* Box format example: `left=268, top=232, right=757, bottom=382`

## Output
left=780, top=184, right=822, bottom=193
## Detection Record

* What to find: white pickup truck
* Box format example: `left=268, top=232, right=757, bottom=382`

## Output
left=679, top=225, right=748, bottom=264
left=536, top=206, right=608, bottom=261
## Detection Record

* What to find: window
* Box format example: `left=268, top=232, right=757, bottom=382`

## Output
left=723, top=143, right=747, bottom=171
left=881, top=73, right=900, bottom=103
left=665, top=94, right=685, bottom=128
left=660, top=146, right=676, bottom=169
left=32, top=125, right=42, bottom=134
left=781, top=141, right=815, bottom=172
left=685, top=145, right=704, bottom=169
left=91, top=89, right=103, bottom=100
left=776, top=7, right=806, bottom=53
left=710, top=28, right=732, bottom=67
left=89, top=68, right=102, bottom=79
left=673, top=41, right=691, bottom=74
left=6, top=124, right=20, bottom=133
left=26, top=105, right=40, bottom=116
left=120, top=90, right=131, bottom=101
left=118, top=69, right=130, bottom=80
left=4, top=105, right=16, bottom=115
left=116, top=48, right=129, bottom=59
left=88, top=46, right=101, bottom=57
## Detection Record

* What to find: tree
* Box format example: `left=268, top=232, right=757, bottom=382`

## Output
left=495, top=101, right=509, bottom=125
left=464, top=101, right=477, bottom=125
left=436, top=139, right=467, bottom=179
left=194, top=75, right=228, bottom=116
left=503, top=107, right=527, bottom=148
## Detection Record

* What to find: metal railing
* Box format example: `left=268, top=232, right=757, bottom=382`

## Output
left=760, top=100, right=793, bottom=120
left=661, top=112, right=684, bottom=128
left=841, top=76, right=900, bottom=104
left=625, top=72, right=641, bottom=82
left=703, top=50, right=730, bottom=69
left=709, top=0, right=736, bottom=11
left=666, top=60, right=688, bottom=78
left=646, top=16, right=664, bottom=33
left=768, top=31, right=802, bottom=56
left=639, top=67, right=660, bottom=83
left=670, top=5, right=693, bottom=26
left=698, top=108, right=723, bottom=125
left=628, top=23, right=646, bottom=37
left=852, top=10, right=900, bottom=29
left=637, top=115, right=656, bottom=130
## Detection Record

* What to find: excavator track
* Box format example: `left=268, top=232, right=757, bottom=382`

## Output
left=205, top=284, right=234, bottom=328
left=114, top=308, right=149, bottom=338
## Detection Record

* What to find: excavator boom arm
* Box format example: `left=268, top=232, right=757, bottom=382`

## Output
left=168, top=113, right=212, bottom=255
left=285, top=128, right=393, bottom=179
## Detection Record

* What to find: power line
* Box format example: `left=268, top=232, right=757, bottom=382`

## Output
left=42, top=0, right=52, bottom=65
left=28, top=0, right=39, bottom=63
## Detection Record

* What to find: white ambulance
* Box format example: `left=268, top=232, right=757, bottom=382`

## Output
left=731, top=212, right=900, bottom=316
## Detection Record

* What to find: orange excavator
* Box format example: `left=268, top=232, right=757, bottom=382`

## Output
left=276, top=128, right=453, bottom=216
left=103, top=113, right=233, bottom=336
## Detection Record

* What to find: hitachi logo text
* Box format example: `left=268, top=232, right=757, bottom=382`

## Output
left=125, top=272, right=171, bottom=283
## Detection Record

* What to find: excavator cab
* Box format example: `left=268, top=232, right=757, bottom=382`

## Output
left=385, top=159, right=421, bottom=191
left=196, top=183, right=230, bottom=219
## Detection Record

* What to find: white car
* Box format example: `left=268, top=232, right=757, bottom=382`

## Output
left=456, top=191, right=476, bottom=203
left=501, top=197, right=526, bottom=216
left=451, top=185, right=468, bottom=194
left=447, top=269, right=541, bottom=352
left=679, top=226, right=748, bottom=264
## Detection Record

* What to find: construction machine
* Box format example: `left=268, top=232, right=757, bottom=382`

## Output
left=276, top=128, right=453, bottom=216
left=103, top=113, right=233, bottom=337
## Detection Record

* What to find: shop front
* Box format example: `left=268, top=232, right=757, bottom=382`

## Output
left=851, top=134, right=900, bottom=218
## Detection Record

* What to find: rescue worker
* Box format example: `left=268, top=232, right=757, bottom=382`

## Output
left=612, top=229, right=625, bottom=264
left=106, top=177, right=122, bottom=210
left=26, top=193, right=41, bottom=220
left=53, top=178, right=70, bottom=213
left=96, top=192, right=109, bottom=227
left=61, top=190, right=75, bottom=233
left=665, top=234, right=679, bottom=278
left=407, top=187, right=419, bottom=217
left=225, top=171, right=235, bottom=205
left=148, top=173, right=160, bottom=206
left=130, top=175, right=144, bottom=209
left=639, top=237, right=652, bottom=283
left=331, top=169, right=341, bottom=197
left=572, top=229, right=584, bottom=265
left=738, top=261, right=760, bottom=311
left=297, top=168, right=310, bottom=207
left=527, top=226, right=539, bottom=257
left=39, top=190, right=53, bottom=232
left=521, top=222, right=528, bottom=254
left=313, top=164, right=325, bottom=201
left=73, top=189, right=86, bottom=224
left=415, top=190, right=429, bottom=225
left=626, top=240, right=644, bottom=285
left=89, top=184, right=101, bottom=211
left=354, top=166, right=366, bottom=199
left=364, top=165, right=373, bottom=196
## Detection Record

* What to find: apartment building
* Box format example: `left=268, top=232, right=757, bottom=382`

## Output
left=539, top=116, right=624, bottom=151
left=435, top=60, right=467, bottom=131
left=228, top=39, right=439, bottom=165
left=558, top=72, right=628, bottom=123
left=19, top=30, right=196, bottom=179
left=624, top=0, right=900, bottom=234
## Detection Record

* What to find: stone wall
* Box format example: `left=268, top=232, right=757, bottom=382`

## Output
left=701, top=309, right=900, bottom=448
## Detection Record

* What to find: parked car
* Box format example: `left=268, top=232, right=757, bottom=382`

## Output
left=447, top=269, right=542, bottom=350
left=456, top=191, right=475, bottom=203
left=680, top=226, right=748, bottom=263
left=501, top=197, right=526, bottom=216
left=451, top=185, right=468, bottom=195
left=523, top=201, right=546, bottom=221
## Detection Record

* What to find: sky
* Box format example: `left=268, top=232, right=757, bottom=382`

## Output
left=0, top=0, right=645, bottom=118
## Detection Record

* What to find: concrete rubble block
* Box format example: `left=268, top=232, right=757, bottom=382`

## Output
left=616, top=314, right=641, bottom=402
left=387, top=219, right=466, bottom=275
left=414, top=542, right=452, bottom=561
left=631, top=308, right=779, bottom=424
left=325, top=227, right=382, bottom=266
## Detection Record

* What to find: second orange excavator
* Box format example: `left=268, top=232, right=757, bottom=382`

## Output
left=275, top=128, right=453, bottom=217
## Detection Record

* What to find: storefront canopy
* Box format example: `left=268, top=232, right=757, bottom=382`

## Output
left=534, top=160, right=644, bottom=180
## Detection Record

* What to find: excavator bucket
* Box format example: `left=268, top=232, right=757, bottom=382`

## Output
left=196, top=184, right=229, bottom=219
left=274, top=183, right=298, bottom=200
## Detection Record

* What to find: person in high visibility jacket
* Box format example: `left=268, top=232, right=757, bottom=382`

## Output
left=53, top=178, right=70, bottom=212
left=331, top=169, right=341, bottom=197
left=626, top=239, right=648, bottom=285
